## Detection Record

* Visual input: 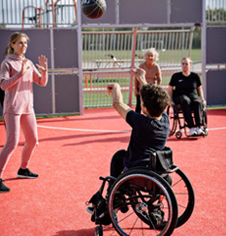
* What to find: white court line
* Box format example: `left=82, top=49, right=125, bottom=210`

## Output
left=206, top=127, right=226, bottom=131
left=37, top=125, right=226, bottom=133
left=37, top=125, right=131, bottom=133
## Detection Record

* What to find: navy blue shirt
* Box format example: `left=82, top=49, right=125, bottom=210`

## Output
left=125, top=110, right=169, bottom=168
left=169, top=72, right=202, bottom=99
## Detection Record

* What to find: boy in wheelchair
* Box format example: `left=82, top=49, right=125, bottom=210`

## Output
left=87, top=68, right=171, bottom=225
left=109, top=69, right=170, bottom=183
left=168, top=57, right=207, bottom=137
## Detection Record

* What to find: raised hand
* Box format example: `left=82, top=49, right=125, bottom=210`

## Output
left=106, top=84, right=114, bottom=96
left=131, top=67, right=147, bottom=86
left=36, top=55, right=48, bottom=72
left=21, top=59, right=30, bottom=75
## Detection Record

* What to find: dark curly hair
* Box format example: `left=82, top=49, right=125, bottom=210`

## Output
left=140, top=84, right=169, bottom=117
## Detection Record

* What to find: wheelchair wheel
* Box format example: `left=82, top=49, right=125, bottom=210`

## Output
left=176, top=131, right=182, bottom=139
left=169, top=166, right=195, bottom=228
left=167, top=105, right=177, bottom=136
left=202, top=108, right=208, bottom=137
left=108, top=168, right=178, bottom=236
left=202, top=108, right=207, bottom=126
left=95, top=226, right=103, bottom=236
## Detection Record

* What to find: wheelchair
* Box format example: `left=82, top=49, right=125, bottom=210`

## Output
left=167, top=103, right=208, bottom=139
left=86, top=147, right=195, bottom=236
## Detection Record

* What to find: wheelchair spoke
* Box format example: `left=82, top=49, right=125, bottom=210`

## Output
left=174, top=192, right=189, bottom=195
left=128, top=216, right=139, bottom=235
left=169, top=168, right=195, bottom=228
left=117, top=211, right=136, bottom=223
left=177, top=203, right=186, bottom=209
left=171, top=178, right=183, bottom=187
left=108, top=170, right=178, bottom=235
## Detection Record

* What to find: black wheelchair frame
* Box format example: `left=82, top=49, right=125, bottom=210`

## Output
left=86, top=148, right=195, bottom=236
left=167, top=104, right=208, bottom=139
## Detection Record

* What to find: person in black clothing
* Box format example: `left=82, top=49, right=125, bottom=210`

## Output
left=86, top=67, right=170, bottom=216
left=108, top=67, right=170, bottom=179
left=168, top=57, right=206, bottom=136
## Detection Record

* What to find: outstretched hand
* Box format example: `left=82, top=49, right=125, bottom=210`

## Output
left=106, top=83, right=123, bottom=103
left=36, top=55, right=48, bottom=72
left=131, top=67, right=147, bottom=86
left=106, top=84, right=114, bottom=96
left=106, top=83, right=131, bottom=120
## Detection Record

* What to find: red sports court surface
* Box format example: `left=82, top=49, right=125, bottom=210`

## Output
left=0, top=108, right=225, bottom=236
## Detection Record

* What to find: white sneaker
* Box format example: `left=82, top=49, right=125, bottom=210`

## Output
left=196, top=127, right=204, bottom=135
left=189, top=128, right=197, bottom=136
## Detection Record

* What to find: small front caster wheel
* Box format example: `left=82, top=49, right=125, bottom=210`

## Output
left=95, top=225, right=103, bottom=236
left=176, top=131, right=182, bottom=139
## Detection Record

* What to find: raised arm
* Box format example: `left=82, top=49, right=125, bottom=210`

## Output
left=156, top=65, right=162, bottom=85
left=107, top=83, right=132, bottom=120
left=131, top=67, right=147, bottom=86
left=0, top=59, right=29, bottom=91
left=197, top=85, right=206, bottom=107
left=33, top=55, right=48, bottom=87
left=167, top=85, right=174, bottom=105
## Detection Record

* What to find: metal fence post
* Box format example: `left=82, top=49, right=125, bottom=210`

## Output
left=128, top=27, right=137, bottom=107
left=77, top=0, right=84, bottom=115
left=202, top=0, right=207, bottom=102
left=50, top=28, right=56, bottom=114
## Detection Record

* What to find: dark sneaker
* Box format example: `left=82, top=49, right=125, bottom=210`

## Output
left=0, top=179, right=10, bottom=192
left=17, top=168, right=39, bottom=179
left=87, top=206, right=94, bottom=214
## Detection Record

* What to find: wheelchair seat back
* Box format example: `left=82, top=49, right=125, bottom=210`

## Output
left=136, top=147, right=173, bottom=172
left=149, top=146, right=173, bottom=171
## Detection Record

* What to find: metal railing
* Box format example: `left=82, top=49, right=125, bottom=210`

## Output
left=0, top=0, right=225, bottom=28
left=82, top=29, right=194, bottom=70
left=81, top=28, right=194, bottom=108
left=0, top=0, right=213, bottom=109
left=206, top=0, right=226, bottom=23
left=82, top=69, right=179, bottom=108
left=0, top=0, right=77, bottom=27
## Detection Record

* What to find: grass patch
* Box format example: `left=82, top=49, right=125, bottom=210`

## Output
left=82, top=49, right=202, bottom=64
left=206, top=106, right=226, bottom=110
left=36, top=113, right=80, bottom=119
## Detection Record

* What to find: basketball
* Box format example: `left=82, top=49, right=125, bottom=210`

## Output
left=81, top=0, right=107, bottom=19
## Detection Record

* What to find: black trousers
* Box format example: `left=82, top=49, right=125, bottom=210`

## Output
left=110, top=149, right=126, bottom=178
left=174, top=95, right=203, bottom=128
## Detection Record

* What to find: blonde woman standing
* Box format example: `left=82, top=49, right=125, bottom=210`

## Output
left=0, top=32, right=48, bottom=192
left=134, top=48, right=162, bottom=113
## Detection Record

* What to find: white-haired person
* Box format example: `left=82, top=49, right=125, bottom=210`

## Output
left=0, top=32, right=48, bottom=192
left=134, top=48, right=162, bottom=113
left=168, top=57, right=206, bottom=136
